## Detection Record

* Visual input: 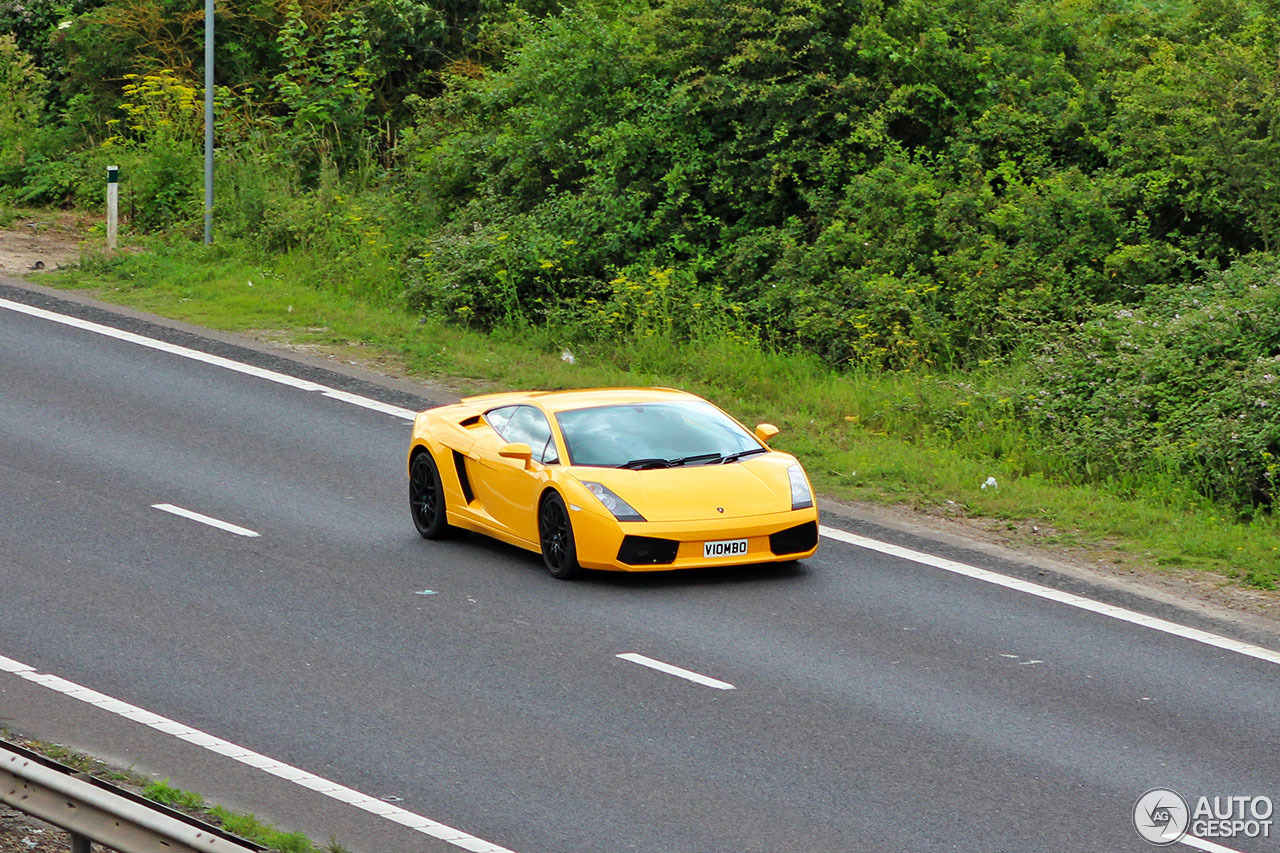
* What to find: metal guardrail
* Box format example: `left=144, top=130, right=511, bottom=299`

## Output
left=1, top=740, right=265, bottom=853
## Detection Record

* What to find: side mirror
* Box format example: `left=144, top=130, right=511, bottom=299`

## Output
left=755, top=423, right=780, bottom=443
left=499, top=442, right=534, bottom=469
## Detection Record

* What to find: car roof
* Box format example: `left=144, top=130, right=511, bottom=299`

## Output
left=461, top=386, right=705, bottom=414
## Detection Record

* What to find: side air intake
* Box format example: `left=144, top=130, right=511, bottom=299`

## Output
left=452, top=450, right=474, bottom=503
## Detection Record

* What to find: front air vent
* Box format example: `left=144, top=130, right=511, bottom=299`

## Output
left=617, top=536, right=679, bottom=566
left=769, top=521, right=818, bottom=555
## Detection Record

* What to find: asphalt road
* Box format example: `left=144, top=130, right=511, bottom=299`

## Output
left=1, top=281, right=1278, bottom=853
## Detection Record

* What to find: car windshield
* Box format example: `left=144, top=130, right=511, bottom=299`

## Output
left=555, top=400, right=763, bottom=468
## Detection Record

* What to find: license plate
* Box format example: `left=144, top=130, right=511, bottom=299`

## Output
left=703, top=538, right=749, bottom=559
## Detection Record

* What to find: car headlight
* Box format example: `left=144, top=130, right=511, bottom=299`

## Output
left=581, top=481, right=646, bottom=522
left=788, top=464, right=813, bottom=510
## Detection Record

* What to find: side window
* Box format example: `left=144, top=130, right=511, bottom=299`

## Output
left=484, top=406, right=518, bottom=435
left=487, top=405, right=559, bottom=464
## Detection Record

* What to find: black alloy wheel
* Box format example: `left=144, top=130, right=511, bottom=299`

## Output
left=538, top=491, right=582, bottom=579
left=410, top=451, right=456, bottom=539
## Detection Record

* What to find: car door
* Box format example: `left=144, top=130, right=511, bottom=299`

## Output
left=469, top=404, right=558, bottom=544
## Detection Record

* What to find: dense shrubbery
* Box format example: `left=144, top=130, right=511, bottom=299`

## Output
left=402, top=0, right=1280, bottom=370
left=5, top=0, right=1280, bottom=513
left=0, top=33, right=49, bottom=186
left=1019, top=256, right=1280, bottom=512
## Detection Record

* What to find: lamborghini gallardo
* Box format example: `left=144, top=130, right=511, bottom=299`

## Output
left=408, top=387, right=819, bottom=579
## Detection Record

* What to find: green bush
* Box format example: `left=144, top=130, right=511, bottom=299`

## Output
left=0, top=34, right=48, bottom=189
left=1020, top=255, right=1280, bottom=512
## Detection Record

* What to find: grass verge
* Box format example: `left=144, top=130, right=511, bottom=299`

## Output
left=32, top=236, right=1280, bottom=594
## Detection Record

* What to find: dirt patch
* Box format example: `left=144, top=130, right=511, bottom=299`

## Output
left=0, top=214, right=92, bottom=276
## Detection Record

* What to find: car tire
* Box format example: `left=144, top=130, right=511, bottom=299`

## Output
left=410, top=450, right=457, bottom=539
left=538, top=491, right=582, bottom=579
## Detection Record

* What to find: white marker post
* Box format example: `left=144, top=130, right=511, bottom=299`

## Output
left=106, top=165, right=119, bottom=253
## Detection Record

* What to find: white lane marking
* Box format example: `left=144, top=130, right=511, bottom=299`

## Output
left=0, top=652, right=517, bottom=853
left=151, top=503, right=260, bottom=537
left=1180, top=834, right=1248, bottom=852
left=6, top=298, right=1276, bottom=669
left=616, top=653, right=736, bottom=690
left=0, top=298, right=417, bottom=421
left=819, top=526, right=1280, bottom=668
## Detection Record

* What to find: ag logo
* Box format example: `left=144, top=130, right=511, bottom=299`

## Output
left=1135, top=789, right=1190, bottom=845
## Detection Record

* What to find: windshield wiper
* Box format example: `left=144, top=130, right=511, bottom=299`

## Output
left=618, top=452, right=724, bottom=470
left=669, top=452, right=724, bottom=466
left=721, top=448, right=768, bottom=464
left=618, top=457, right=671, bottom=470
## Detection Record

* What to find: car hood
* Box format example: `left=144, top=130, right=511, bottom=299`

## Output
left=571, top=455, right=795, bottom=522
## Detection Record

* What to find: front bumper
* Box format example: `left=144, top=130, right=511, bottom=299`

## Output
left=569, top=506, right=820, bottom=572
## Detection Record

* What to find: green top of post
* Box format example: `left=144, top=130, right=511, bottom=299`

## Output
left=107, top=166, right=119, bottom=183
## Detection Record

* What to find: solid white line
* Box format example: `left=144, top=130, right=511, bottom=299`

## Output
left=151, top=503, right=260, bottom=538
left=0, top=652, right=517, bottom=853
left=0, top=298, right=418, bottom=421
left=616, top=653, right=736, bottom=690
left=818, top=526, right=1280, bottom=668
left=1179, top=835, right=1247, bottom=853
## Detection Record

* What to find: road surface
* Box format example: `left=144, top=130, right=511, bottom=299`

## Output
left=1, top=280, right=1277, bottom=852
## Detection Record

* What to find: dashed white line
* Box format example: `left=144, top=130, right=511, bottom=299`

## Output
left=616, top=653, right=736, bottom=690
left=819, top=525, right=1280, bottom=668
left=0, top=653, right=516, bottom=853
left=151, top=503, right=260, bottom=537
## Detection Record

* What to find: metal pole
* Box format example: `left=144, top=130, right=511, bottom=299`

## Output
left=106, top=165, right=118, bottom=253
left=203, top=0, right=214, bottom=245
left=70, top=832, right=91, bottom=853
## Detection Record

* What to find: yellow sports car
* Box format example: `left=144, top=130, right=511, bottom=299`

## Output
left=407, top=387, right=819, bottom=578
